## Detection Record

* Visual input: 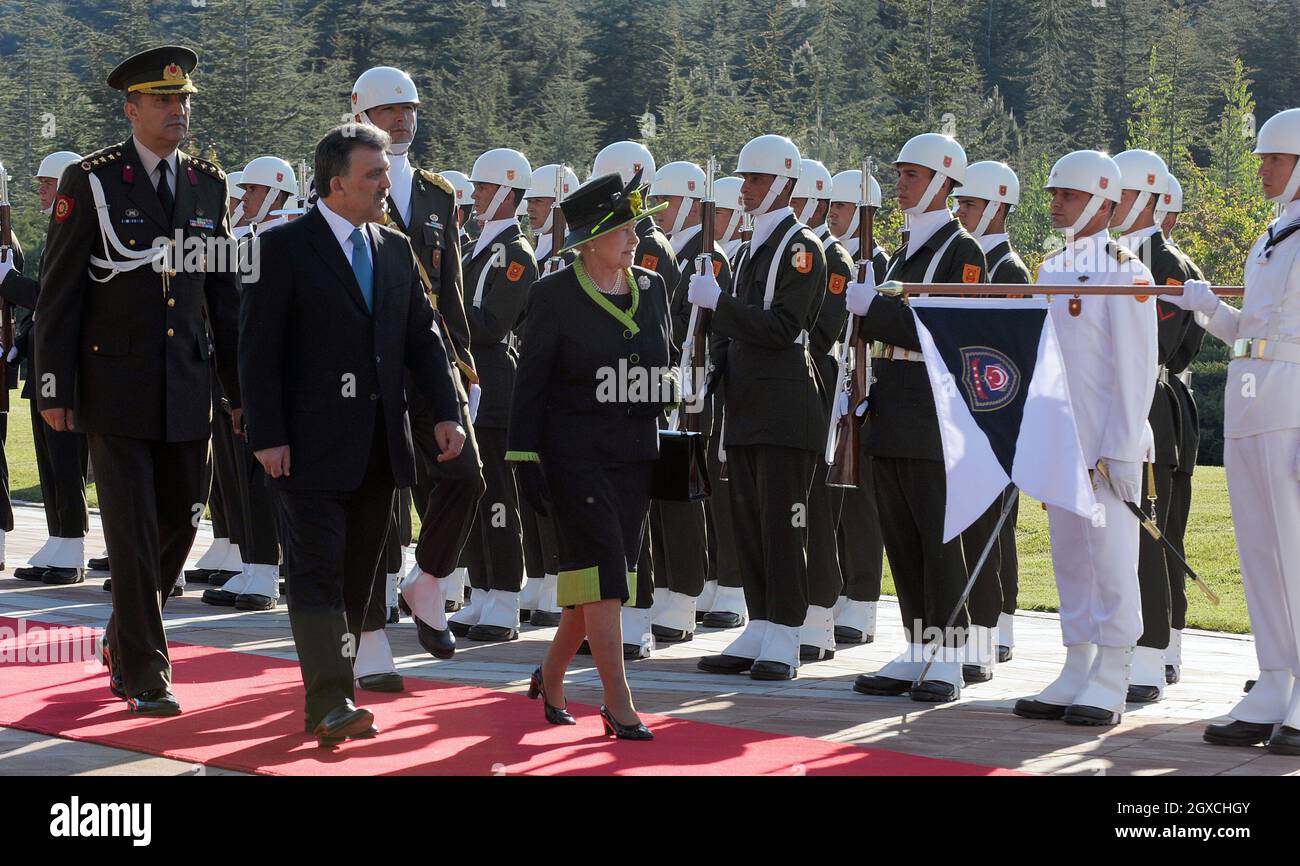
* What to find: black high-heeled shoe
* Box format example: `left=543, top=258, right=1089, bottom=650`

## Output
left=599, top=705, right=653, bottom=740
left=528, top=667, right=576, bottom=725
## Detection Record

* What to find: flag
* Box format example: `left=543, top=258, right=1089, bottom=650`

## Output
left=909, top=297, right=1097, bottom=542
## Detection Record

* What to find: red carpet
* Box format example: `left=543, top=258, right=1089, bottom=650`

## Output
left=0, top=617, right=1023, bottom=776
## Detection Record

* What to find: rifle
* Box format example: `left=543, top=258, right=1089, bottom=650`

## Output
left=873, top=282, right=1244, bottom=298
left=826, top=159, right=874, bottom=488
left=679, top=156, right=716, bottom=434
left=0, top=162, right=14, bottom=414
left=717, top=206, right=752, bottom=482
left=545, top=165, right=568, bottom=275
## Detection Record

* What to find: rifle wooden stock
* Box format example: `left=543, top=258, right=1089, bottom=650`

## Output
left=827, top=164, right=874, bottom=488
left=682, top=173, right=715, bottom=435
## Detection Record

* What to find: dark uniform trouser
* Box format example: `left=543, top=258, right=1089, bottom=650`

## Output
left=210, top=393, right=243, bottom=551
left=90, top=433, right=206, bottom=696
left=806, top=461, right=843, bottom=609
left=835, top=453, right=884, bottom=603
left=31, top=400, right=89, bottom=537
left=963, top=490, right=1010, bottom=629
left=411, top=395, right=485, bottom=580
left=999, top=495, right=1020, bottom=616
left=237, top=438, right=280, bottom=568
left=461, top=426, right=523, bottom=592
left=872, top=456, right=969, bottom=646
left=1165, top=470, right=1192, bottom=631
left=522, top=504, right=559, bottom=579
left=727, top=444, right=816, bottom=628
left=274, top=415, right=394, bottom=722
left=705, top=427, right=743, bottom=591
left=650, top=500, right=708, bottom=598
left=1137, top=462, right=1174, bottom=650
left=632, top=526, right=654, bottom=610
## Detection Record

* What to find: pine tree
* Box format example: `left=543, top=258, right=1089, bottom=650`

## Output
left=1207, top=57, right=1258, bottom=192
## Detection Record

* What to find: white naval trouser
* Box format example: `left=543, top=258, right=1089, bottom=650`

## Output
left=1046, top=479, right=1143, bottom=647
left=1225, top=429, right=1300, bottom=724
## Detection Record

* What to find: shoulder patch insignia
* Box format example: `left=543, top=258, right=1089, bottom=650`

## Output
left=506, top=261, right=525, bottom=282
left=962, top=263, right=981, bottom=284
left=641, top=253, right=660, bottom=272
left=54, top=194, right=75, bottom=223
left=187, top=156, right=226, bottom=181
left=793, top=251, right=813, bottom=274
left=712, top=258, right=723, bottom=278
left=420, top=169, right=456, bottom=196
left=1165, top=277, right=1183, bottom=286
left=829, top=273, right=846, bottom=295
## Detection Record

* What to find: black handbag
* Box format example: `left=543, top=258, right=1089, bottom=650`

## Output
left=650, top=429, right=712, bottom=502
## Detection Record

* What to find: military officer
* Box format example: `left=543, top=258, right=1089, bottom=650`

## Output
left=952, top=160, right=1031, bottom=680
left=34, top=46, right=240, bottom=715
left=1011, top=149, right=1158, bottom=727
left=844, top=133, right=988, bottom=702
left=1169, top=108, right=1300, bottom=754
left=446, top=148, right=537, bottom=643
left=691, top=134, right=827, bottom=681
left=825, top=167, right=887, bottom=645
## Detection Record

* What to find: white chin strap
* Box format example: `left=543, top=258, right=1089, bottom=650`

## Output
left=249, top=191, right=276, bottom=225
left=1066, top=191, right=1107, bottom=238
left=903, top=170, right=949, bottom=216
left=746, top=176, right=792, bottom=216
left=669, top=198, right=694, bottom=236
left=479, top=184, right=512, bottom=225
left=723, top=209, right=742, bottom=244
left=972, top=199, right=999, bottom=238
left=840, top=207, right=860, bottom=243
left=360, top=110, right=414, bottom=156
left=231, top=201, right=246, bottom=225
left=796, top=196, right=821, bottom=224
left=536, top=207, right=553, bottom=235
left=1270, top=159, right=1300, bottom=205
left=1115, top=191, right=1152, bottom=234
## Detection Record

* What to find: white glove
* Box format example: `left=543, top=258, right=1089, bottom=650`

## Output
left=0, top=254, right=13, bottom=285
left=5, top=345, right=14, bottom=363
left=1166, top=278, right=1218, bottom=315
left=835, top=391, right=868, bottom=418
left=687, top=273, right=722, bottom=310
left=845, top=271, right=877, bottom=317
left=468, top=383, right=482, bottom=424
left=1101, top=458, right=1142, bottom=504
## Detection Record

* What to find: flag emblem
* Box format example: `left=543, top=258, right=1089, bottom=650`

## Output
left=1099, top=176, right=1109, bottom=189
left=943, top=156, right=952, bottom=168
left=641, top=254, right=659, bottom=271
left=829, top=274, right=846, bottom=294
left=54, top=194, right=74, bottom=223
left=276, top=172, right=284, bottom=182
left=999, top=184, right=1007, bottom=196
left=961, top=346, right=1021, bottom=412
left=506, top=261, right=525, bottom=281
left=688, top=180, right=696, bottom=192
left=506, top=169, right=516, bottom=181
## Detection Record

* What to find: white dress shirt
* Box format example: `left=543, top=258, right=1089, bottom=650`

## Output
left=669, top=223, right=702, bottom=257
left=132, top=136, right=177, bottom=198
left=749, top=205, right=794, bottom=253
left=387, top=152, right=415, bottom=228
left=905, top=207, right=954, bottom=261
left=471, top=218, right=517, bottom=258
left=978, top=232, right=1010, bottom=255
left=317, top=197, right=367, bottom=263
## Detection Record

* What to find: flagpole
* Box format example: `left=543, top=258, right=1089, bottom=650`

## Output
left=914, top=484, right=1019, bottom=689
left=880, top=282, right=1244, bottom=297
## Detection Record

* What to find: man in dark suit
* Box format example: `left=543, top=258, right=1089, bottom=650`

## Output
left=35, top=47, right=239, bottom=716
left=239, top=123, right=464, bottom=746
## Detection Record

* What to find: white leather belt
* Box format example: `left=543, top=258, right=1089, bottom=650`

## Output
left=1157, top=366, right=1170, bottom=385
left=1178, top=370, right=1192, bottom=388
left=1232, top=338, right=1300, bottom=365
left=871, top=343, right=923, bottom=363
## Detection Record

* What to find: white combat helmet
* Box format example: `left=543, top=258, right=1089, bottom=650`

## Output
left=829, top=168, right=883, bottom=243
left=1046, top=149, right=1122, bottom=236
left=521, top=164, right=579, bottom=231
left=591, top=141, right=656, bottom=188
left=470, top=148, right=532, bottom=224
left=894, top=132, right=967, bottom=215
left=351, top=66, right=420, bottom=155
left=791, top=158, right=833, bottom=224
left=235, top=156, right=298, bottom=225
left=952, top=161, right=1020, bottom=237
left=1253, top=107, right=1300, bottom=204
left=735, top=134, right=801, bottom=215
left=1111, top=149, right=1169, bottom=233
left=440, top=170, right=474, bottom=209
left=1154, top=173, right=1184, bottom=222
left=35, top=150, right=83, bottom=215
left=713, top=175, right=744, bottom=242
left=225, top=170, right=245, bottom=202
left=650, top=161, right=707, bottom=236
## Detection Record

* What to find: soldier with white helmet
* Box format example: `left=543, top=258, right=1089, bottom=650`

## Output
left=691, top=133, right=827, bottom=681
left=1, top=151, right=88, bottom=584
left=230, top=156, right=297, bottom=236
left=446, top=147, right=538, bottom=644
left=523, top=163, right=579, bottom=267
left=1166, top=108, right=1300, bottom=754
left=951, top=159, right=1031, bottom=679
left=1155, top=174, right=1184, bottom=239
left=712, top=175, right=746, bottom=263
left=440, top=169, right=476, bottom=243
left=843, top=132, right=988, bottom=703
left=1011, top=149, right=1158, bottom=727
left=224, top=170, right=243, bottom=215
left=825, top=166, right=887, bottom=646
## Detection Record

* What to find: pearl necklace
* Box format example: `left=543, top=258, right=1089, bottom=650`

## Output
left=592, top=268, right=628, bottom=295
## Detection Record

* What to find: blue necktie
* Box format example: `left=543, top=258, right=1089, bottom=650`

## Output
left=350, top=227, right=374, bottom=311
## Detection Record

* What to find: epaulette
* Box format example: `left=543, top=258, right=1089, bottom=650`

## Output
left=1106, top=241, right=1136, bottom=264
left=419, top=168, right=456, bottom=196
left=79, top=145, right=123, bottom=171
left=187, top=155, right=226, bottom=181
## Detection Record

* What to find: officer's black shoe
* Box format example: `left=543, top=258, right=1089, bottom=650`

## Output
left=466, top=624, right=519, bottom=643
left=206, top=570, right=240, bottom=588
left=387, top=606, right=400, bottom=624
left=445, top=599, right=462, bottom=614
left=750, top=661, right=796, bottom=681
left=415, top=618, right=455, bottom=660
left=355, top=672, right=404, bottom=693
left=102, top=578, right=112, bottom=592
left=234, top=593, right=275, bottom=611
left=623, top=642, right=650, bottom=661
left=169, top=582, right=184, bottom=598
left=128, top=689, right=181, bottom=717
left=1203, top=719, right=1273, bottom=747
left=313, top=701, right=374, bottom=747
left=996, top=645, right=1013, bottom=663
left=695, top=610, right=707, bottom=624
left=305, top=714, right=378, bottom=740
left=853, top=674, right=912, bottom=696
left=201, top=588, right=238, bottom=606
left=1266, top=726, right=1300, bottom=756
left=1244, top=679, right=1255, bottom=693
left=1165, top=665, right=1180, bottom=685
left=834, top=625, right=873, bottom=644
left=14, top=566, right=48, bottom=581
left=800, top=644, right=834, bottom=662
left=962, top=664, right=993, bottom=684
left=42, top=567, right=85, bottom=585
left=529, top=610, right=562, bottom=627
left=447, top=619, right=473, bottom=638
left=1012, top=698, right=1066, bottom=720
left=1063, top=704, right=1120, bottom=726
left=910, top=680, right=959, bottom=703
left=652, top=624, right=693, bottom=643
left=183, top=568, right=210, bottom=583
left=1127, top=684, right=1161, bottom=703
left=1012, top=699, right=1067, bottom=720
left=697, top=654, right=753, bottom=674
left=701, top=611, right=744, bottom=629
left=519, top=608, right=532, bottom=624
left=102, top=643, right=126, bottom=700
left=88, top=557, right=111, bottom=572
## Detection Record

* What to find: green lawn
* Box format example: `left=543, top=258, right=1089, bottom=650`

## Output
left=8, top=393, right=1247, bottom=633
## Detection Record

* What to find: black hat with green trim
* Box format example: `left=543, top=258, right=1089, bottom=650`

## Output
left=559, top=169, right=668, bottom=253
